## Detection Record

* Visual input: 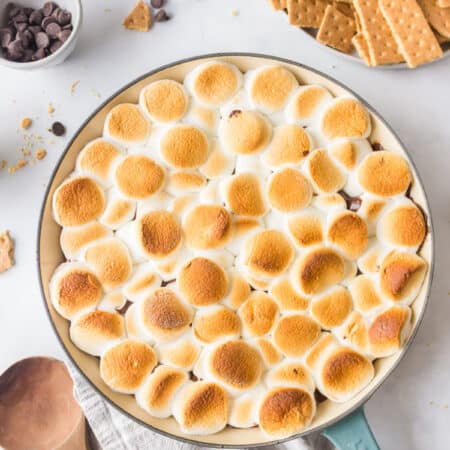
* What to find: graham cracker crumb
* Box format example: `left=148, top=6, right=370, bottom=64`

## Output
left=21, top=149, right=32, bottom=156
left=123, top=0, right=151, bottom=32
left=0, top=160, right=6, bottom=169
left=8, top=166, right=16, bottom=174
left=16, top=159, right=28, bottom=169
left=0, top=231, right=15, bottom=273
left=21, top=117, right=32, bottom=130
left=48, top=103, right=55, bottom=114
left=70, top=80, right=80, bottom=96
left=36, top=149, right=47, bottom=160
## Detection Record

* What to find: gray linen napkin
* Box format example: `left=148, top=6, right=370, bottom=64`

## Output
left=67, top=363, right=331, bottom=450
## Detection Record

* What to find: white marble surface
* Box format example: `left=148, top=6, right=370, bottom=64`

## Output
left=0, top=1, right=449, bottom=449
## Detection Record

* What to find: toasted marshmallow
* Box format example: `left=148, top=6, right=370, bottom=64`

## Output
left=200, top=139, right=235, bottom=179
left=53, top=176, right=105, bottom=227
left=253, top=338, right=283, bottom=368
left=258, top=387, right=315, bottom=437
left=287, top=208, right=326, bottom=249
left=177, top=257, right=228, bottom=306
left=357, top=239, right=390, bottom=274
left=320, top=97, right=371, bottom=140
left=160, top=124, right=210, bottom=169
left=218, top=110, right=272, bottom=155
left=98, top=290, right=127, bottom=312
left=123, top=264, right=161, bottom=303
left=334, top=312, right=369, bottom=355
left=222, top=172, right=268, bottom=217
left=136, top=365, right=188, bottom=418
left=100, top=339, right=157, bottom=394
left=377, top=200, right=426, bottom=250
left=173, top=381, right=228, bottom=434
left=358, top=196, right=387, bottom=236
left=114, top=154, right=165, bottom=200
left=379, top=251, right=427, bottom=305
left=60, top=222, right=112, bottom=260
left=193, top=305, right=240, bottom=343
left=304, top=333, right=338, bottom=371
left=242, top=229, right=294, bottom=279
left=316, top=346, right=374, bottom=402
left=327, top=211, right=369, bottom=259
left=349, top=274, right=383, bottom=314
left=157, top=331, right=201, bottom=370
left=185, top=61, right=242, bottom=107
left=204, top=340, right=263, bottom=392
left=329, top=138, right=372, bottom=172
left=104, top=103, right=151, bottom=145
left=266, top=361, right=314, bottom=392
left=139, top=80, right=188, bottom=124
left=292, top=246, right=345, bottom=296
left=273, top=314, right=321, bottom=357
left=130, top=211, right=182, bottom=260
left=247, top=66, right=298, bottom=113
left=83, top=238, right=132, bottom=291
left=357, top=151, right=412, bottom=197
left=182, top=204, right=233, bottom=250
left=238, top=292, right=279, bottom=337
left=312, top=193, right=347, bottom=213
left=305, top=149, right=346, bottom=194
left=100, top=189, right=136, bottom=229
left=368, top=305, right=412, bottom=357
left=76, top=139, right=122, bottom=186
left=70, top=310, right=125, bottom=356
left=263, top=124, right=312, bottom=168
left=229, top=388, right=264, bottom=428
left=270, top=277, right=309, bottom=311
left=285, top=85, right=333, bottom=126
left=222, top=270, right=251, bottom=309
left=50, top=262, right=103, bottom=320
left=136, top=288, right=193, bottom=342
left=184, top=103, right=219, bottom=133
left=267, top=168, right=313, bottom=213
left=166, top=171, right=206, bottom=196
left=310, top=286, right=353, bottom=329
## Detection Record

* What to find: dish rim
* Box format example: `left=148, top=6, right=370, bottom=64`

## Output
left=36, top=52, right=435, bottom=448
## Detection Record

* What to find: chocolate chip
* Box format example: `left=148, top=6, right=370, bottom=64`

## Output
left=13, top=12, right=28, bottom=23
left=22, top=48, right=34, bottom=62
left=8, top=5, right=21, bottom=18
left=229, top=109, right=241, bottom=118
left=372, top=142, right=383, bottom=151
left=0, top=27, right=14, bottom=48
left=23, top=7, right=34, bottom=16
left=6, top=39, right=24, bottom=60
left=29, top=25, right=42, bottom=34
left=349, top=197, right=362, bottom=212
left=51, top=121, right=65, bottom=136
left=41, top=15, right=57, bottom=29
left=17, top=29, right=33, bottom=48
left=56, top=9, right=71, bottom=26
left=58, top=28, right=71, bottom=42
left=154, top=9, right=170, bottom=21
left=29, top=9, right=43, bottom=25
left=35, top=31, right=50, bottom=48
left=14, top=21, right=28, bottom=32
left=42, top=1, right=57, bottom=17
left=45, top=22, right=61, bottom=38
left=151, top=0, right=164, bottom=7
left=51, top=7, right=61, bottom=18
left=49, top=39, right=62, bottom=53
left=32, top=47, right=46, bottom=60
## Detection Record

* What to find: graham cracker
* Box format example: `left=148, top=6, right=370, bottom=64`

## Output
left=269, top=0, right=287, bottom=10
left=435, top=31, right=450, bottom=42
left=379, top=0, right=443, bottom=68
left=353, top=0, right=404, bottom=65
left=352, top=33, right=372, bottom=65
left=123, top=0, right=151, bottom=32
left=334, top=1, right=354, bottom=17
left=287, top=0, right=330, bottom=27
left=317, top=5, right=356, bottom=53
left=418, top=0, right=450, bottom=38
left=438, top=0, right=450, bottom=7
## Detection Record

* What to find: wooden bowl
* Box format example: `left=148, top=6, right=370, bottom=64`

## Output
left=37, top=53, right=434, bottom=448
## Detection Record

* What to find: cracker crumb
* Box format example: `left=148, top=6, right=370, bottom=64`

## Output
left=21, top=149, right=32, bottom=156
left=0, top=231, right=15, bottom=273
left=21, top=117, right=32, bottom=130
left=0, top=160, right=6, bottom=169
left=231, top=9, right=239, bottom=16
left=123, top=0, right=151, bottom=32
left=8, top=166, right=16, bottom=174
left=36, top=148, right=47, bottom=160
left=48, top=103, right=55, bottom=114
left=70, top=80, right=80, bottom=95
left=16, top=159, right=28, bottom=169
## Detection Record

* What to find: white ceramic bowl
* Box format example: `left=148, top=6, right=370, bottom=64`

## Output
left=0, top=0, right=82, bottom=70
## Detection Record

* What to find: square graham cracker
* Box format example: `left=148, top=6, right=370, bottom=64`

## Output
left=317, top=4, right=357, bottom=52
left=352, top=33, right=372, bottom=65
left=353, top=0, right=404, bottom=65
left=418, top=0, right=450, bottom=38
left=287, top=0, right=331, bottom=27
left=380, top=0, right=443, bottom=68
left=269, top=0, right=287, bottom=10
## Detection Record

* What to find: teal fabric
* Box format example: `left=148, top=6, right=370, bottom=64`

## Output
left=322, top=408, right=380, bottom=450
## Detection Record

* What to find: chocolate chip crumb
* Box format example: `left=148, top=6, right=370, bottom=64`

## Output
left=51, top=121, right=65, bottom=136
left=154, top=9, right=170, bottom=21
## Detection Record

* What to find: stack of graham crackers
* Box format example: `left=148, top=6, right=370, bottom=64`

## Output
left=269, top=0, right=450, bottom=68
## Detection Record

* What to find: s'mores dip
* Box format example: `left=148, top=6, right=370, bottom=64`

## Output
left=50, top=61, right=428, bottom=438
